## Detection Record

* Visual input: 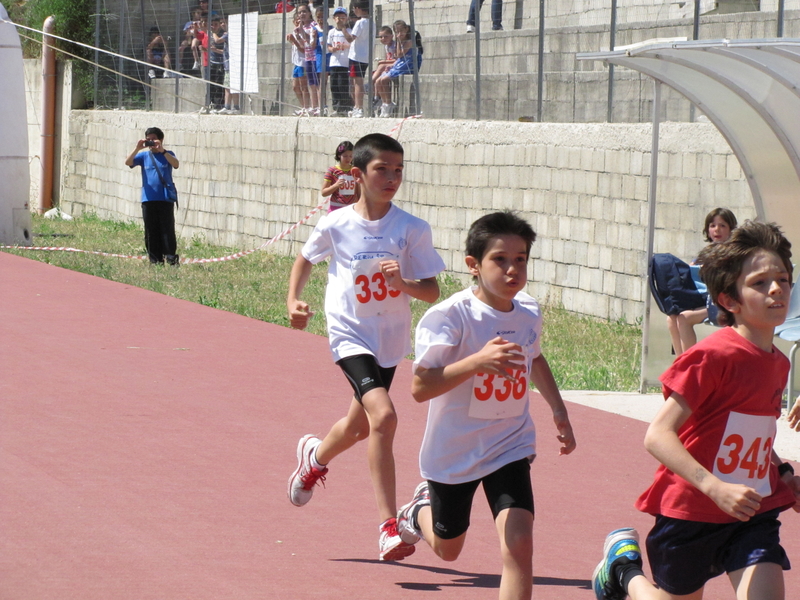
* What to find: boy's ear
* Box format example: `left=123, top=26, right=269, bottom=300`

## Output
left=716, top=291, right=740, bottom=315
left=351, top=166, right=363, bottom=183
left=465, top=255, right=479, bottom=276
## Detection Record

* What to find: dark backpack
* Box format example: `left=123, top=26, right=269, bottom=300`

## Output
left=648, top=253, right=706, bottom=315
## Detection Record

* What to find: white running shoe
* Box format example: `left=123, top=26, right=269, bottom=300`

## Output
left=379, top=517, right=416, bottom=562
left=148, top=69, right=157, bottom=79
left=287, top=434, right=328, bottom=507
left=350, top=107, right=363, bottom=118
left=466, top=24, right=475, bottom=33
left=397, top=481, right=429, bottom=545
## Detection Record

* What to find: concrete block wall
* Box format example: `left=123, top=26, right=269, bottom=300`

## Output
left=59, top=111, right=754, bottom=323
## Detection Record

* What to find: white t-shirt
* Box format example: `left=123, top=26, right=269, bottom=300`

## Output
left=347, top=17, right=370, bottom=63
left=328, top=28, right=350, bottom=67
left=302, top=203, right=445, bottom=367
left=414, top=288, right=542, bottom=484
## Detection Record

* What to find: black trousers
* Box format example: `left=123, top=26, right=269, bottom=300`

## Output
left=141, top=201, right=178, bottom=264
left=329, top=67, right=351, bottom=112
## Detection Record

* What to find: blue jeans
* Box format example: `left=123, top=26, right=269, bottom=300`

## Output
left=467, top=0, right=503, bottom=29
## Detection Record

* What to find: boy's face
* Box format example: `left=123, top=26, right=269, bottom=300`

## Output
left=353, top=151, right=403, bottom=204
left=721, top=248, right=790, bottom=332
left=379, top=31, right=393, bottom=45
left=466, top=234, right=529, bottom=311
left=334, top=13, right=347, bottom=27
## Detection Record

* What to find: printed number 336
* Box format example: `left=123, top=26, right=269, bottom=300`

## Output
left=474, top=369, right=527, bottom=402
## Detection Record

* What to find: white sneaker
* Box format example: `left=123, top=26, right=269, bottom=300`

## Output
left=288, top=434, right=328, bottom=507
left=397, top=481, right=429, bottom=545
left=379, top=103, right=390, bottom=118
left=148, top=69, right=156, bottom=79
left=466, top=24, right=475, bottom=33
left=192, top=61, right=200, bottom=70
left=350, top=107, right=363, bottom=118
left=379, top=517, right=416, bottom=562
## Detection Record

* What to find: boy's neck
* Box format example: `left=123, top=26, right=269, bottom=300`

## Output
left=353, top=198, right=392, bottom=221
left=729, top=322, right=775, bottom=353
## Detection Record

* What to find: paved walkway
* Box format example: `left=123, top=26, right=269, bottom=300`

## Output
left=1, top=251, right=798, bottom=600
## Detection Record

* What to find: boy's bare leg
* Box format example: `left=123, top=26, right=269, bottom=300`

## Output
left=666, top=315, right=683, bottom=355
left=413, top=502, right=467, bottom=561
left=626, top=576, right=699, bottom=600
left=729, top=562, right=784, bottom=600
left=316, top=396, right=369, bottom=465
left=359, top=387, right=398, bottom=521
left=495, top=508, right=533, bottom=600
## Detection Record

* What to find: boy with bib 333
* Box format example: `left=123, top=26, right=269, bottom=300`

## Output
left=395, top=211, right=577, bottom=600
left=286, top=133, right=445, bottom=561
left=593, top=220, right=800, bottom=600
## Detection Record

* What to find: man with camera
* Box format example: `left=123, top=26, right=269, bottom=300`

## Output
left=125, top=127, right=181, bottom=265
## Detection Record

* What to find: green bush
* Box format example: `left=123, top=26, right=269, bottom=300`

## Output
left=3, top=0, right=94, bottom=101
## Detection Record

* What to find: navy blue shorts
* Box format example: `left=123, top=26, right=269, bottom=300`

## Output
left=336, top=354, right=395, bottom=403
left=646, top=509, right=790, bottom=595
left=428, top=457, right=535, bottom=540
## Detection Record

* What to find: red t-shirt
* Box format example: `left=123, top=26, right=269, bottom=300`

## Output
left=635, top=326, right=795, bottom=523
left=195, top=30, right=209, bottom=67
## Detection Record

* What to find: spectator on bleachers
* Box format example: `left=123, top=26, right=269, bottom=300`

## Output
left=288, top=12, right=311, bottom=115
left=371, top=26, right=395, bottom=115
left=179, top=8, right=202, bottom=72
left=327, top=7, right=352, bottom=116
left=466, top=0, right=503, bottom=33
left=343, top=0, right=371, bottom=117
left=146, top=27, right=172, bottom=79
left=375, top=20, right=422, bottom=118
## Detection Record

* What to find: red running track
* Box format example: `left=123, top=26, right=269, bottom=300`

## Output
left=1, top=251, right=798, bottom=600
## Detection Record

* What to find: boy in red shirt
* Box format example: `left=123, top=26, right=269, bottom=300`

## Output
left=593, top=220, right=800, bottom=600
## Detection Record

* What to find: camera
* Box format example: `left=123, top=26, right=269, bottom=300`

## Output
left=144, top=140, right=156, bottom=147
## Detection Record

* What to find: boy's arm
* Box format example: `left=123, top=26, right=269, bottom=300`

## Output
left=645, top=392, right=763, bottom=521
left=412, top=336, right=525, bottom=403
left=529, top=354, right=576, bottom=455
left=379, top=261, right=439, bottom=303
left=286, top=254, right=315, bottom=330
left=125, top=141, right=146, bottom=167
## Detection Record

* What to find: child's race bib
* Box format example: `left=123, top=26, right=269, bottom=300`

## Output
left=712, top=411, right=775, bottom=497
left=339, top=174, right=356, bottom=196
left=351, top=252, right=405, bottom=317
left=468, top=368, right=528, bottom=420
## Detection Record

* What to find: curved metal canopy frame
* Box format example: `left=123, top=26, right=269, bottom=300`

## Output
left=578, top=39, right=800, bottom=390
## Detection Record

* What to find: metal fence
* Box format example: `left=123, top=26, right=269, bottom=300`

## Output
left=90, top=0, right=800, bottom=122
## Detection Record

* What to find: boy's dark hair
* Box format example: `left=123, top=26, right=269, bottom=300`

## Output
left=335, top=140, right=353, bottom=162
left=703, top=207, right=738, bottom=242
left=144, top=127, right=165, bottom=141
left=379, top=25, right=393, bottom=36
left=700, top=220, right=793, bottom=327
left=352, top=134, right=403, bottom=171
left=466, top=211, right=537, bottom=262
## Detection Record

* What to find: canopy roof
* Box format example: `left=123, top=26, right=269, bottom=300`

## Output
left=579, top=38, right=800, bottom=247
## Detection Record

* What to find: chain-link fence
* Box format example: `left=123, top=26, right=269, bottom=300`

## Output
left=88, top=0, right=800, bottom=122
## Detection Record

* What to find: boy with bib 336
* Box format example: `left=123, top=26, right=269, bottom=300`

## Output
left=593, top=220, right=800, bottom=600
left=395, top=211, right=577, bottom=600
left=286, top=133, right=445, bottom=561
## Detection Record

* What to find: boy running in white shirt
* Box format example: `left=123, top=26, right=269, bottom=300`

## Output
left=396, top=211, right=577, bottom=600
left=286, top=133, right=445, bottom=561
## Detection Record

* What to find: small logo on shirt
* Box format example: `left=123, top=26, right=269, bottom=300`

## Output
left=526, top=328, right=538, bottom=346
left=363, top=236, right=383, bottom=240
left=398, top=237, right=408, bottom=249
left=497, top=330, right=516, bottom=336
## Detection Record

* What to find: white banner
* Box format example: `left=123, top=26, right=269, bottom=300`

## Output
left=228, top=12, right=259, bottom=94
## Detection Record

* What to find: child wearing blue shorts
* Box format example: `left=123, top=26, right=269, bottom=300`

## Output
left=593, top=220, right=800, bottom=600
